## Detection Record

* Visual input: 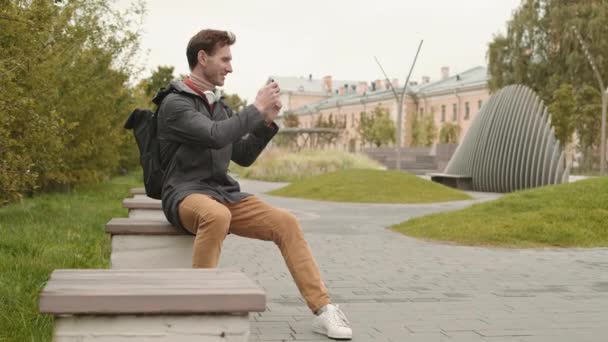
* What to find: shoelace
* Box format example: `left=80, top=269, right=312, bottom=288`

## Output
left=326, top=305, right=351, bottom=328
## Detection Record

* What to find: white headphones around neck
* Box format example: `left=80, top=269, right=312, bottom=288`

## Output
left=203, top=90, right=217, bottom=104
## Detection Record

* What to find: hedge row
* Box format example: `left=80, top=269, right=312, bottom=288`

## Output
left=0, top=0, right=144, bottom=203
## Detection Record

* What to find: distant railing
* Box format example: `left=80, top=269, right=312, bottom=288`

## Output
left=274, top=128, right=344, bottom=151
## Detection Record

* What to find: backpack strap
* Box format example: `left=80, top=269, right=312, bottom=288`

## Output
left=152, top=84, right=176, bottom=108
left=151, top=85, right=179, bottom=172
left=218, top=99, right=234, bottom=118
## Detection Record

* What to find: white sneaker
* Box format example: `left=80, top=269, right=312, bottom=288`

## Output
left=312, top=304, right=353, bottom=340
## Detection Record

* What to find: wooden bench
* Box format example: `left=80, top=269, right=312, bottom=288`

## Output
left=122, top=197, right=164, bottom=219
left=130, top=187, right=146, bottom=195
left=40, top=269, right=265, bottom=342
left=429, top=172, right=473, bottom=191
left=129, top=187, right=149, bottom=199
left=106, top=218, right=193, bottom=269
left=106, top=218, right=180, bottom=235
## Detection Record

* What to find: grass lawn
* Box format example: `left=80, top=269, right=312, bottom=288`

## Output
left=268, top=169, right=472, bottom=203
left=0, top=172, right=141, bottom=341
left=391, top=177, right=608, bottom=248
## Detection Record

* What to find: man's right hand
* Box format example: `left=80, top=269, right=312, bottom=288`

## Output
left=254, top=81, right=282, bottom=123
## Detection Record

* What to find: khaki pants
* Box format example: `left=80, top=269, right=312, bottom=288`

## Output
left=178, top=194, right=331, bottom=312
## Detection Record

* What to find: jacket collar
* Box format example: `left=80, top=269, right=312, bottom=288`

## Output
left=171, top=80, right=202, bottom=98
left=171, top=80, right=225, bottom=102
left=168, top=80, right=228, bottom=117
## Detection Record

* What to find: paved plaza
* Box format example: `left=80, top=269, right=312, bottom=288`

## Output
left=218, top=178, right=608, bottom=342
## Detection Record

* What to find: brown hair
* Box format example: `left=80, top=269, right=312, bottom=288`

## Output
left=186, top=29, right=236, bottom=70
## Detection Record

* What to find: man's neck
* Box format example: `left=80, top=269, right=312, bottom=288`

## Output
left=189, top=71, right=214, bottom=93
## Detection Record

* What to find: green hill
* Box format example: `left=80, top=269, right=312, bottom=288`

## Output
left=392, top=177, right=608, bottom=247
left=268, top=169, right=472, bottom=203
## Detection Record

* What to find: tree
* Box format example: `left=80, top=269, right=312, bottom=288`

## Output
left=314, top=113, right=345, bottom=129
left=548, top=83, right=577, bottom=145
left=132, top=65, right=176, bottom=108
left=313, top=113, right=344, bottom=147
left=423, top=113, right=438, bottom=146
left=575, top=85, right=602, bottom=170
left=221, top=91, right=247, bottom=112
left=487, top=1, right=608, bottom=101
left=358, top=105, right=396, bottom=147
left=410, top=111, right=437, bottom=147
left=410, top=114, right=424, bottom=147
left=0, top=0, right=145, bottom=202
left=145, top=65, right=175, bottom=98
left=439, top=123, right=460, bottom=144
left=487, top=0, right=608, bottom=169
left=282, top=112, right=300, bottom=128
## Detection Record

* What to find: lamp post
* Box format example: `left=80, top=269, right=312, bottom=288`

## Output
left=374, top=40, right=423, bottom=171
left=572, top=26, right=606, bottom=175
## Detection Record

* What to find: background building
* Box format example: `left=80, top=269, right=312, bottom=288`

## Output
left=277, top=66, right=490, bottom=152
left=270, top=74, right=366, bottom=116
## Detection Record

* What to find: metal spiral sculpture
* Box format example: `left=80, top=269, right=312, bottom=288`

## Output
left=443, top=84, right=569, bottom=193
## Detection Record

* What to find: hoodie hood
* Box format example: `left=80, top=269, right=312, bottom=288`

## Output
left=152, top=80, right=202, bottom=107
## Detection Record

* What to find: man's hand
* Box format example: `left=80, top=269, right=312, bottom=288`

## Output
left=254, top=81, right=282, bottom=123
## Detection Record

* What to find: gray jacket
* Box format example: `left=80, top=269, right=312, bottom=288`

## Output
left=156, top=80, right=278, bottom=232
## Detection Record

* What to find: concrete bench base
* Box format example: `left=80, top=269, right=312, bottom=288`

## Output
left=111, top=235, right=194, bottom=269
left=123, top=198, right=165, bottom=219
left=40, top=269, right=265, bottom=342
left=129, top=187, right=150, bottom=199
left=106, top=218, right=192, bottom=269
left=129, top=209, right=165, bottom=220
left=54, top=314, right=249, bottom=342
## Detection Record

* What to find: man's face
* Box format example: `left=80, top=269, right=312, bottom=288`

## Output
left=201, top=45, right=233, bottom=87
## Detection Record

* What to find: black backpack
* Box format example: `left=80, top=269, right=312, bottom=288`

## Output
left=124, top=86, right=175, bottom=200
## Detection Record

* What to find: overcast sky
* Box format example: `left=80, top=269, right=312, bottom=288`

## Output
left=117, top=0, right=521, bottom=101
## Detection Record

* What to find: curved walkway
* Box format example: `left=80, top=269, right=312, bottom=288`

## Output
left=220, top=178, right=608, bottom=342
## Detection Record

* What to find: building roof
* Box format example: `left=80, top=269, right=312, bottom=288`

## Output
left=288, top=66, right=488, bottom=115
left=417, top=66, right=488, bottom=96
left=290, top=88, right=402, bottom=115
left=270, top=75, right=365, bottom=96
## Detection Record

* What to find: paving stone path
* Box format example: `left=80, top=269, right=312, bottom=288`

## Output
left=219, top=178, right=608, bottom=342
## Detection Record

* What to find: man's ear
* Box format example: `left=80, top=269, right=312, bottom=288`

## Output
left=197, top=50, right=207, bottom=67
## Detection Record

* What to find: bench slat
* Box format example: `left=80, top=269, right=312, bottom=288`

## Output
left=49, top=269, right=246, bottom=279
left=130, top=187, right=146, bottom=195
left=122, top=198, right=162, bottom=210
left=105, top=218, right=185, bottom=235
left=40, top=269, right=265, bottom=314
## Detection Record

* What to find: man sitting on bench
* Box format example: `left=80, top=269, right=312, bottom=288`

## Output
left=155, top=29, right=352, bottom=340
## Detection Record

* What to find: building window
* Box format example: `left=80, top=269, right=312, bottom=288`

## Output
left=351, top=113, right=354, bottom=127
left=478, top=100, right=483, bottom=110
left=419, top=107, right=424, bottom=117
left=441, top=105, right=446, bottom=122
left=452, top=103, right=457, bottom=121
left=465, top=102, right=470, bottom=120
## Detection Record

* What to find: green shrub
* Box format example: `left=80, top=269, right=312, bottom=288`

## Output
left=0, top=1, right=144, bottom=203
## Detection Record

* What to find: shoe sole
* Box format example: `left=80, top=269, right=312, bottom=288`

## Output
left=312, top=326, right=352, bottom=340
